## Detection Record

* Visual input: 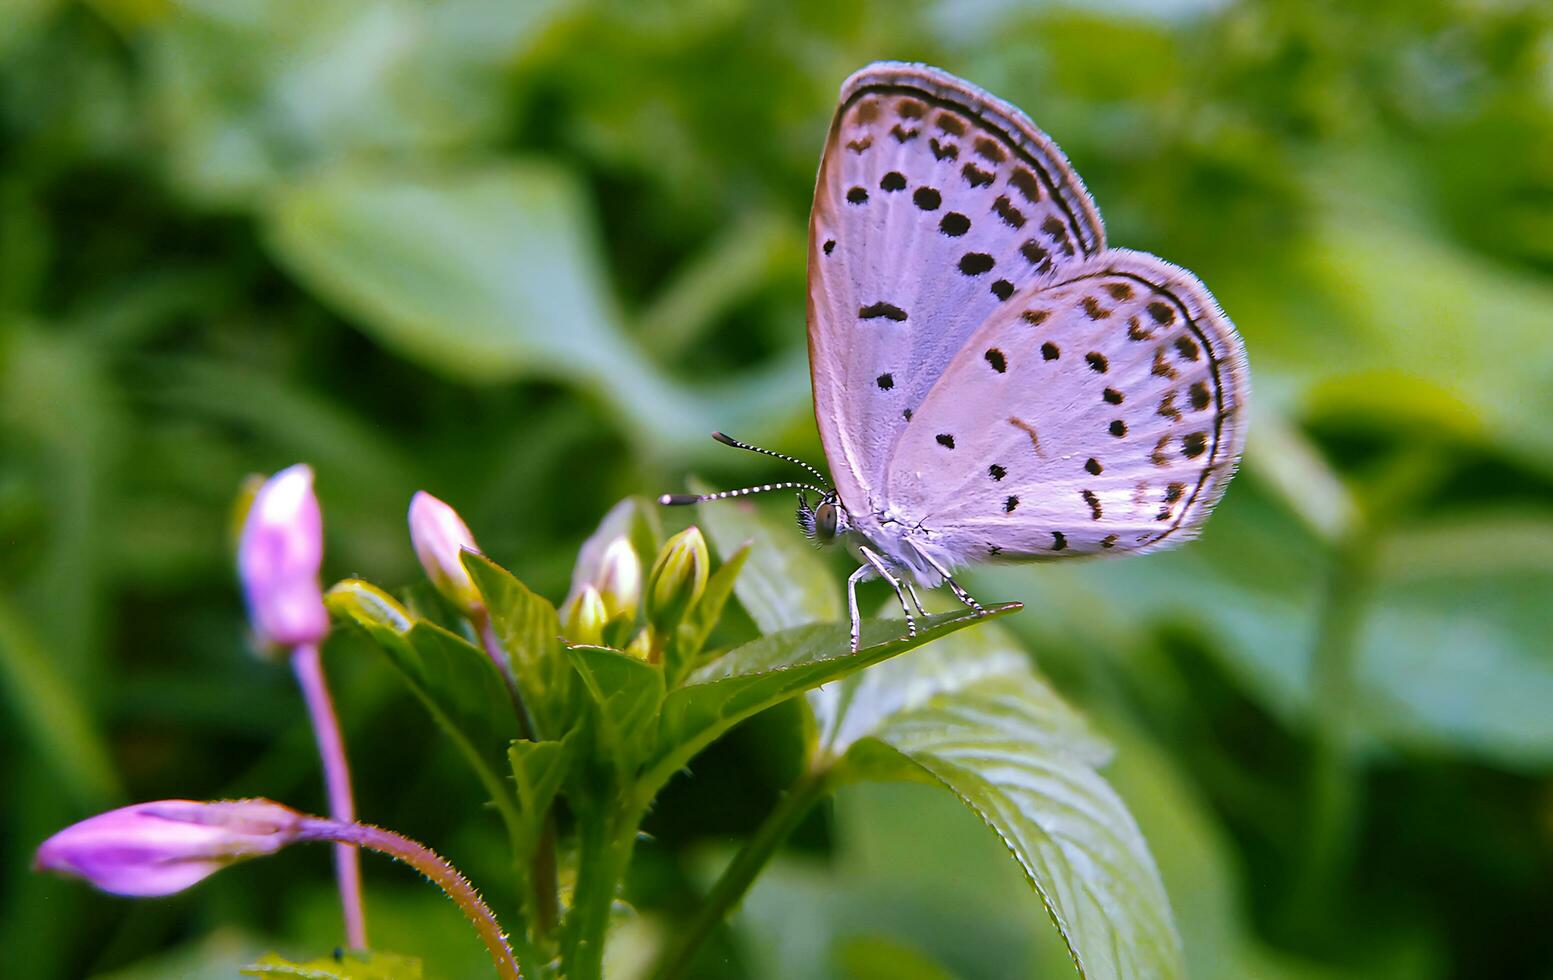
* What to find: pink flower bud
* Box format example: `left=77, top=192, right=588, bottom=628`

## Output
left=408, top=491, right=485, bottom=618
left=238, top=465, right=329, bottom=648
left=34, top=799, right=306, bottom=897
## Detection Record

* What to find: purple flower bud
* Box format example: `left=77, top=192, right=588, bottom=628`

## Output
left=34, top=799, right=306, bottom=897
left=238, top=465, right=329, bottom=648
left=408, top=491, right=484, bottom=618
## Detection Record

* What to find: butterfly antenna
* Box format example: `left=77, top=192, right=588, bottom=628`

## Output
left=708, top=431, right=831, bottom=488
left=659, top=481, right=829, bottom=506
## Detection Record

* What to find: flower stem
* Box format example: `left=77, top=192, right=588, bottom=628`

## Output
left=1289, top=531, right=1374, bottom=934
left=291, top=642, right=366, bottom=950
left=300, top=817, right=520, bottom=980
left=563, top=814, right=635, bottom=980
left=647, top=767, right=833, bottom=980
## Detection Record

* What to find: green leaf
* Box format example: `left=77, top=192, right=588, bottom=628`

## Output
left=329, top=585, right=517, bottom=751
left=509, top=735, right=574, bottom=861
left=695, top=493, right=842, bottom=632
left=568, top=645, right=665, bottom=779
left=242, top=949, right=423, bottom=979
left=827, top=619, right=1184, bottom=980
left=326, top=582, right=519, bottom=810
left=142, top=0, right=567, bottom=205
left=640, top=605, right=1019, bottom=799
left=997, top=489, right=1553, bottom=770
left=264, top=163, right=705, bottom=447
left=462, top=552, right=573, bottom=741
left=0, top=594, right=119, bottom=807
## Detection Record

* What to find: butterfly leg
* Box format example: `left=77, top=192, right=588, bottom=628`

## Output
left=903, top=580, right=928, bottom=618
left=846, top=563, right=875, bottom=652
left=859, top=546, right=918, bottom=646
left=910, top=543, right=988, bottom=617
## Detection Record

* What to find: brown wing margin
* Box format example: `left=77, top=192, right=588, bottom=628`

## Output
left=834, top=61, right=1107, bottom=258
left=1091, top=248, right=1249, bottom=553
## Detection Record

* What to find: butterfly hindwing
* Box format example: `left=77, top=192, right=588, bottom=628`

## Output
left=883, top=249, right=1250, bottom=561
left=808, top=61, right=1106, bottom=515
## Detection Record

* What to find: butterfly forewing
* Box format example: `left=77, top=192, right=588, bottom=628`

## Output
left=883, top=250, right=1249, bottom=560
left=808, top=62, right=1106, bottom=514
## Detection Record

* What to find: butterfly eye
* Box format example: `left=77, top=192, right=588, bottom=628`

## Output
left=814, top=502, right=838, bottom=541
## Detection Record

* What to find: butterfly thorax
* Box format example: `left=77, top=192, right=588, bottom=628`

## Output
left=799, top=489, right=944, bottom=586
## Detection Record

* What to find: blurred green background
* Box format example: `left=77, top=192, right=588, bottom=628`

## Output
left=3, top=0, right=1553, bottom=977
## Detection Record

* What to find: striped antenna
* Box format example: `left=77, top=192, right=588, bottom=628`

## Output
left=709, top=432, right=831, bottom=489
left=659, top=481, right=828, bottom=506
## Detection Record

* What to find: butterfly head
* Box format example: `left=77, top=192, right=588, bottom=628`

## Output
left=796, top=490, right=851, bottom=545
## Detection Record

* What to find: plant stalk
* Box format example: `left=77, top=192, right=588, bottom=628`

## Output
left=291, top=642, right=367, bottom=949
left=301, top=817, right=520, bottom=980
left=563, top=814, right=637, bottom=980
left=1290, top=531, right=1374, bottom=933
left=648, top=767, right=833, bottom=980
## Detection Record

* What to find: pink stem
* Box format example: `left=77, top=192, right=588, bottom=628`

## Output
left=300, top=817, right=521, bottom=980
left=292, top=643, right=367, bottom=949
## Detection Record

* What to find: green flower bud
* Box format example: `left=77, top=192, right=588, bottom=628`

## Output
left=325, top=579, right=413, bottom=634
left=624, top=628, right=653, bottom=661
left=593, top=537, right=642, bottom=623
left=561, top=585, right=609, bottom=647
left=645, top=526, right=709, bottom=634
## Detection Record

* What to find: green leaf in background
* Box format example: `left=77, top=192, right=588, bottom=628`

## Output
left=828, top=619, right=1183, bottom=980
left=463, top=552, right=574, bottom=741
left=990, top=487, right=1553, bottom=771
left=242, top=949, right=423, bottom=979
left=266, top=163, right=636, bottom=387
left=265, top=164, right=667, bottom=449
left=1099, top=724, right=1360, bottom=980
left=137, top=0, right=570, bottom=205
left=264, top=163, right=809, bottom=454
left=832, top=935, right=958, bottom=980
left=0, top=594, right=118, bottom=807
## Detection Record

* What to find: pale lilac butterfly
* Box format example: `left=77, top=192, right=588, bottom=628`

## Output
left=662, top=62, right=1250, bottom=650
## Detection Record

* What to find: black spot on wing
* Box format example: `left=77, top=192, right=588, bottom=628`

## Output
left=859, top=302, right=908, bottom=321
left=958, top=253, right=994, bottom=276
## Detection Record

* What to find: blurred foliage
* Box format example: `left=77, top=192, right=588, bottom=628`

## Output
left=3, top=0, right=1553, bottom=977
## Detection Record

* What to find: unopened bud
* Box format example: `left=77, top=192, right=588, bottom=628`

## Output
left=561, top=585, right=608, bottom=647
left=408, top=491, right=484, bottom=618
left=326, top=579, right=413, bottom=633
left=34, top=799, right=305, bottom=897
left=645, top=527, right=709, bottom=633
left=624, top=628, right=653, bottom=661
left=594, top=537, right=642, bottom=623
left=238, top=465, right=329, bottom=648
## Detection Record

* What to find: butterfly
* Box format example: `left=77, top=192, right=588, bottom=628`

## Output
left=663, top=62, right=1249, bottom=651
